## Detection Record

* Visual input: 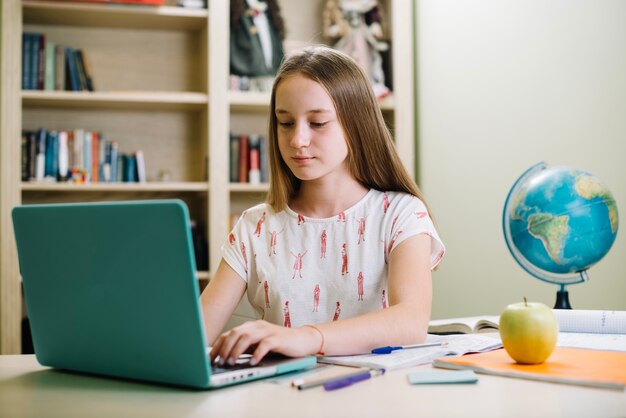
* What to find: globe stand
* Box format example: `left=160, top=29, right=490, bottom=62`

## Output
left=554, top=284, right=572, bottom=310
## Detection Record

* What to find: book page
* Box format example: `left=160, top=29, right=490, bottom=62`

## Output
left=557, top=332, right=626, bottom=352
left=428, top=333, right=503, bottom=355
left=428, top=315, right=499, bottom=334
left=553, top=310, right=626, bottom=334
left=319, top=346, right=452, bottom=370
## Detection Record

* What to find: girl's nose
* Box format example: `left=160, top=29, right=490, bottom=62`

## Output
left=289, top=123, right=310, bottom=148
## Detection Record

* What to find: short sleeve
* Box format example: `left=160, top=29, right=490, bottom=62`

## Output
left=220, top=215, right=251, bottom=283
left=387, top=195, right=445, bottom=270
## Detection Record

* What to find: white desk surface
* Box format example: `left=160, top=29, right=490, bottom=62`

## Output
left=1, top=354, right=625, bottom=418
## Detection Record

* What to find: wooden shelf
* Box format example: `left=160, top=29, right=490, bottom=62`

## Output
left=229, top=91, right=271, bottom=111
left=23, top=1, right=208, bottom=31
left=22, top=91, right=208, bottom=110
left=229, top=90, right=395, bottom=112
left=229, top=183, right=270, bottom=193
left=21, top=182, right=209, bottom=192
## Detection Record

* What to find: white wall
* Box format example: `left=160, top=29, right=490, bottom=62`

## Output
left=416, top=0, right=626, bottom=318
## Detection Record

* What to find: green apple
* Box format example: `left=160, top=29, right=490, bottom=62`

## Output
left=499, top=297, right=558, bottom=364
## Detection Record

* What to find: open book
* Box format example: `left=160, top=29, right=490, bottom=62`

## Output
left=428, top=316, right=500, bottom=335
left=318, top=334, right=502, bottom=370
left=428, top=310, right=626, bottom=335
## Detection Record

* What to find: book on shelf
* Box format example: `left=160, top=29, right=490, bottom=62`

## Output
left=247, top=134, right=261, bottom=184
left=229, top=133, right=269, bottom=184
left=238, top=134, right=248, bottom=183
left=22, top=32, right=95, bottom=92
left=65, top=47, right=81, bottom=91
left=76, top=49, right=95, bottom=92
left=229, top=134, right=239, bottom=183
left=22, top=32, right=41, bottom=90
left=429, top=310, right=626, bottom=336
left=55, top=45, right=65, bottom=91
left=135, top=150, right=146, bottom=183
left=21, top=33, right=30, bottom=90
left=318, top=334, right=502, bottom=371
left=43, top=41, right=56, bottom=91
left=433, top=346, right=626, bottom=391
left=21, top=128, right=147, bottom=184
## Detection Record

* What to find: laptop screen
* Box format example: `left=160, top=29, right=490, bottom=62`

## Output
left=12, top=200, right=212, bottom=388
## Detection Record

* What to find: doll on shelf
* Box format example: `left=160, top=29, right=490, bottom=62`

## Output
left=230, top=0, right=286, bottom=78
left=323, top=0, right=390, bottom=99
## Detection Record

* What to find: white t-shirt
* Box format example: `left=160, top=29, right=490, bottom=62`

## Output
left=221, top=189, right=445, bottom=328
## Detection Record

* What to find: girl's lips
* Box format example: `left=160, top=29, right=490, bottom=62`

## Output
left=292, top=156, right=314, bottom=165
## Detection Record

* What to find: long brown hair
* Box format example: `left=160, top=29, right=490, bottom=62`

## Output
left=266, top=46, right=429, bottom=214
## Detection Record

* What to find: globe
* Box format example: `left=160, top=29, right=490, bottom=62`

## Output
left=503, top=162, right=619, bottom=308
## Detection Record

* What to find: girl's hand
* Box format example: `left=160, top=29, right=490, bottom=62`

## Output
left=209, top=320, right=321, bottom=366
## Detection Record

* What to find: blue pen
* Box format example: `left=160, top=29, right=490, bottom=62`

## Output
left=323, top=369, right=385, bottom=391
left=371, top=342, right=442, bottom=354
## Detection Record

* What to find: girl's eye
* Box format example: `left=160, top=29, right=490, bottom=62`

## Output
left=278, top=121, right=293, bottom=127
left=310, top=121, right=328, bottom=128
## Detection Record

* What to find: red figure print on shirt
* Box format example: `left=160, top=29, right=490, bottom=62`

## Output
left=415, top=211, right=427, bottom=219
left=264, top=281, right=270, bottom=308
left=268, top=228, right=284, bottom=256
left=390, top=215, right=399, bottom=235
left=332, top=301, right=341, bottom=321
left=357, top=272, right=364, bottom=301
left=283, top=301, right=291, bottom=328
left=313, top=284, right=320, bottom=312
left=228, top=232, right=236, bottom=246
left=341, top=243, right=349, bottom=276
left=388, top=230, right=403, bottom=256
left=291, top=250, right=308, bottom=279
left=297, top=213, right=305, bottom=225
left=337, top=211, right=346, bottom=222
left=357, top=217, right=366, bottom=244
left=254, top=212, right=266, bottom=237
left=382, top=289, right=388, bottom=309
left=383, top=192, right=389, bottom=213
left=320, top=230, right=327, bottom=258
left=240, top=242, right=248, bottom=272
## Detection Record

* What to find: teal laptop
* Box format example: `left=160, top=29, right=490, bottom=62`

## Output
left=12, top=200, right=316, bottom=389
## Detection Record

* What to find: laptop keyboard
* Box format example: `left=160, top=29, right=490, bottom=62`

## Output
left=211, top=355, right=256, bottom=375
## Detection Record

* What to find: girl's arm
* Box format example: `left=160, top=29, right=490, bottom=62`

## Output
left=210, top=233, right=433, bottom=366
left=200, top=259, right=247, bottom=346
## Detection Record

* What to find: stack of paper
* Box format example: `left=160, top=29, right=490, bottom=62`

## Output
left=318, top=334, right=502, bottom=370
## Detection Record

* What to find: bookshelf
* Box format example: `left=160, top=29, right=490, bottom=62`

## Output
left=0, top=0, right=415, bottom=353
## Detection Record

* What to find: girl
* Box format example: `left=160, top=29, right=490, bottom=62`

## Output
left=202, top=45, right=445, bottom=367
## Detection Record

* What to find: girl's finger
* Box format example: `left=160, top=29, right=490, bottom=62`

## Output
left=227, top=332, right=255, bottom=365
left=250, top=337, right=276, bottom=366
left=209, top=334, right=225, bottom=363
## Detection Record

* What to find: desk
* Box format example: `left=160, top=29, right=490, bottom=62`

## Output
left=1, top=355, right=624, bottom=417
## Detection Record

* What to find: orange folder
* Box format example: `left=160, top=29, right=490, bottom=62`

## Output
left=433, top=347, right=626, bottom=390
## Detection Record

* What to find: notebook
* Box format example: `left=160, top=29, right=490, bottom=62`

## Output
left=12, top=199, right=316, bottom=389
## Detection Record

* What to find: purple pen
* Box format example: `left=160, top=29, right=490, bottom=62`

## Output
left=323, top=369, right=385, bottom=391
